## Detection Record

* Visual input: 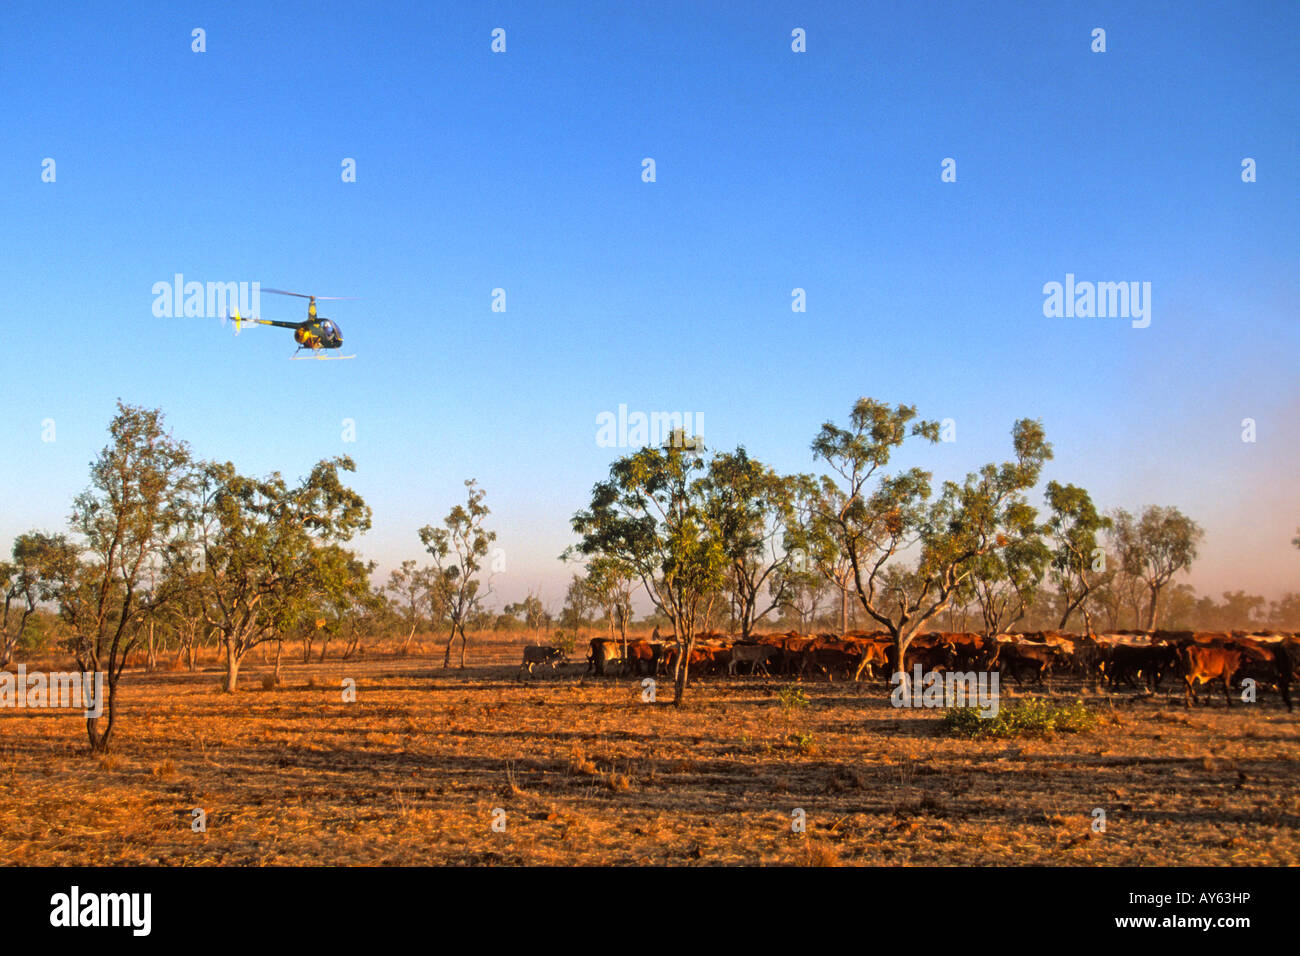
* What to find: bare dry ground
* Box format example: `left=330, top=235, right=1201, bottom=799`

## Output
left=2, top=633, right=1298, bottom=866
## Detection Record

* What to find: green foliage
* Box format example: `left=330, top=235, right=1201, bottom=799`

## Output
left=419, top=479, right=495, bottom=666
left=182, top=454, right=372, bottom=689
left=387, top=559, right=432, bottom=637
left=569, top=439, right=726, bottom=703
left=418, top=479, right=496, bottom=634
left=1044, top=480, right=1112, bottom=630
left=810, top=399, right=1052, bottom=670
left=505, top=592, right=550, bottom=632
left=940, top=699, right=1097, bottom=739
left=699, top=448, right=800, bottom=636
left=778, top=686, right=809, bottom=710
left=551, top=628, right=577, bottom=656
left=1112, top=505, right=1205, bottom=628
left=578, top=557, right=638, bottom=639
left=787, top=731, right=816, bottom=753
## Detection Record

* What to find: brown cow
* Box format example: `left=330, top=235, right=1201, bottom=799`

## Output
left=586, top=638, right=624, bottom=677
left=856, top=640, right=891, bottom=679
left=661, top=643, right=729, bottom=678
left=624, top=639, right=661, bottom=677
left=884, top=635, right=957, bottom=675
left=945, top=633, right=1002, bottom=670
left=998, top=642, right=1065, bottom=686
left=1179, top=644, right=1242, bottom=708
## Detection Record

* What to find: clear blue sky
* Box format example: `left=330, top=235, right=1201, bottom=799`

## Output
left=3, top=1, right=1297, bottom=606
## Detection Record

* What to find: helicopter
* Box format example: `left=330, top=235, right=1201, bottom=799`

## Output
left=227, top=288, right=357, bottom=359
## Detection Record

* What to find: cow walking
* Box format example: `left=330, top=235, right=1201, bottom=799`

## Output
left=519, top=645, right=566, bottom=679
left=1179, top=644, right=1242, bottom=708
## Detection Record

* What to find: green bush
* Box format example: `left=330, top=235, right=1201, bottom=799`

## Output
left=940, top=698, right=1097, bottom=739
left=778, top=686, right=810, bottom=711
left=551, top=629, right=577, bottom=656
left=787, top=731, right=816, bottom=753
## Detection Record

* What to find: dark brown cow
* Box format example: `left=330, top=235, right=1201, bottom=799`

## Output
left=1287, top=638, right=1300, bottom=680
left=945, top=633, right=1002, bottom=670
left=801, top=640, right=862, bottom=681
left=1179, top=644, right=1243, bottom=708
left=1108, top=643, right=1179, bottom=691
left=998, top=642, right=1065, bottom=686
left=1068, top=634, right=1106, bottom=682
left=519, top=645, right=565, bottom=678
left=699, top=645, right=732, bottom=674
left=884, top=635, right=957, bottom=674
left=776, top=636, right=817, bottom=675
left=1232, top=640, right=1294, bottom=712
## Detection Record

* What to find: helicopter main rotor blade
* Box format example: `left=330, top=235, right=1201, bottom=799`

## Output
left=262, top=288, right=358, bottom=300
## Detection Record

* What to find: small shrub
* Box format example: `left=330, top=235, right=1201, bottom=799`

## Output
left=787, top=731, right=817, bottom=754
left=551, top=629, right=577, bottom=656
left=778, top=686, right=809, bottom=711
left=940, top=699, right=1098, bottom=739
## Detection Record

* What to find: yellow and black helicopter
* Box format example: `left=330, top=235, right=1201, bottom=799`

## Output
left=226, top=288, right=357, bottom=360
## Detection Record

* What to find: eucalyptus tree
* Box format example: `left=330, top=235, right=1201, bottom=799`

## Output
left=386, top=559, right=429, bottom=651
left=698, top=448, right=800, bottom=640
left=810, top=398, right=1053, bottom=684
left=969, top=527, right=1050, bottom=637
left=570, top=434, right=725, bottom=705
left=1044, top=481, right=1112, bottom=632
left=1111, top=505, right=1204, bottom=629
left=188, top=456, right=371, bottom=691
left=419, top=479, right=496, bottom=669
left=788, top=473, right=858, bottom=634
left=0, top=535, right=43, bottom=668
left=559, top=574, right=596, bottom=636
left=48, top=403, right=195, bottom=752
left=310, top=544, right=377, bottom=661
left=505, top=592, right=550, bottom=640
left=578, top=555, right=638, bottom=653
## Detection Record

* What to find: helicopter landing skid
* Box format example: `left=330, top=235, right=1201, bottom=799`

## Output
left=291, top=352, right=356, bottom=361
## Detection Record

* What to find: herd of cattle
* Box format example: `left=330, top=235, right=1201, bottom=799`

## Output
left=519, top=629, right=1297, bottom=710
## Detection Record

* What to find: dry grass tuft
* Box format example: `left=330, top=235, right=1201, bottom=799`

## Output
left=802, top=841, right=842, bottom=866
left=603, top=772, right=632, bottom=792
left=567, top=748, right=598, bottom=777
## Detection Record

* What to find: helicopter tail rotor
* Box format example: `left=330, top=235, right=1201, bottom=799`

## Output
left=220, top=308, right=251, bottom=335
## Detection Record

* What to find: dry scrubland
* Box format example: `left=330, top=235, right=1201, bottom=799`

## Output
left=2, top=631, right=1298, bottom=866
